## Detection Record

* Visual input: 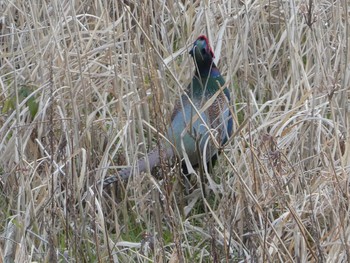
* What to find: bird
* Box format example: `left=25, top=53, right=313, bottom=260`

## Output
left=102, top=35, right=233, bottom=187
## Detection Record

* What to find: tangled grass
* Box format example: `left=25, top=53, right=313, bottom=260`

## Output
left=0, top=0, right=349, bottom=262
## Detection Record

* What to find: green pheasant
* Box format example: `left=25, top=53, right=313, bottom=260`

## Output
left=103, top=35, right=232, bottom=186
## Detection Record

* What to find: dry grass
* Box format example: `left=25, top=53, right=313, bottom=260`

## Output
left=1, top=0, right=350, bottom=262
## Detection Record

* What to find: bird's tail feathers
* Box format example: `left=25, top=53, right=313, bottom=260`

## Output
left=102, top=145, right=174, bottom=187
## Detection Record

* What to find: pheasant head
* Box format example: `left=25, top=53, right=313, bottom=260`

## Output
left=189, top=35, right=217, bottom=77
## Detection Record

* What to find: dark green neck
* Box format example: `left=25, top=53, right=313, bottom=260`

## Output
left=191, top=71, right=225, bottom=97
left=194, top=61, right=221, bottom=78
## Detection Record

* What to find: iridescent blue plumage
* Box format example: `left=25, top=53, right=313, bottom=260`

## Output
left=103, top=35, right=232, bottom=186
